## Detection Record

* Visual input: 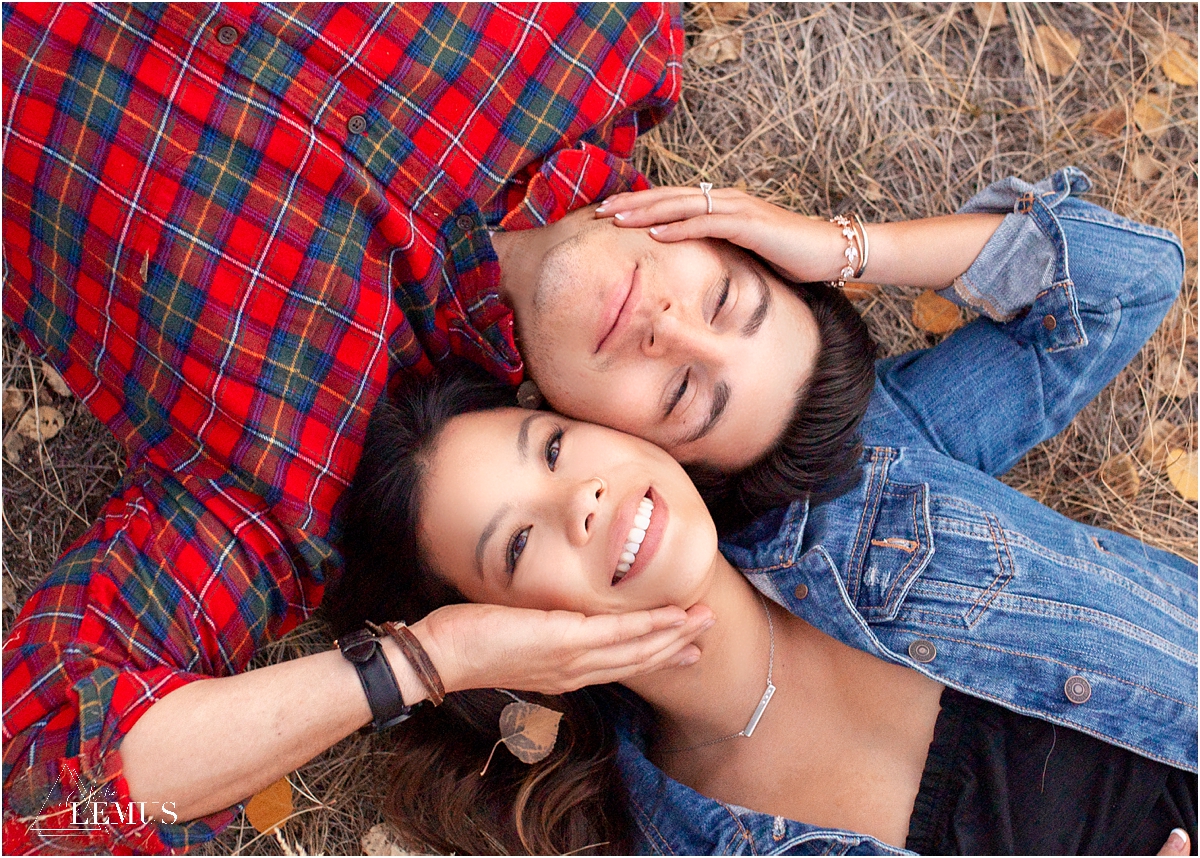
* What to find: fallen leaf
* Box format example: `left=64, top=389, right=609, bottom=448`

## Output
left=1154, top=360, right=1197, bottom=400
left=15, top=406, right=64, bottom=442
left=3, top=388, right=26, bottom=423
left=362, top=823, right=411, bottom=856
left=1141, top=419, right=1191, bottom=471
left=973, top=2, right=1006, bottom=31
left=1030, top=25, right=1081, bottom=77
left=690, top=23, right=743, bottom=66
left=1131, top=152, right=1163, bottom=183
left=1161, top=33, right=1198, bottom=87
left=695, top=2, right=748, bottom=25
left=481, top=701, right=563, bottom=775
left=912, top=290, right=964, bottom=334
left=1089, top=105, right=1127, bottom=138
left=1099, top=453, right=1141, bottom=501
left=2, top=575, right=16, bottom=611
left=1165, top=448, right=1198, bottom=501
left=41, top=362, right=71, bottom=397
left=3, top=430, right=26, bottom=463
left=842, top=282, right=880, bottom=300
left=245, top=777, right=293, bottom=835
left=861, top=176, right=886, bottom=203
left=1133, top=93, right=1172, bottom=141
left=1180, top=218, right=1199, bottom=263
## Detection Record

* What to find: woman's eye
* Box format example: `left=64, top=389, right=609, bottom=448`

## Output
left=545, top=428, right=562, bottom=471
left=668, top=370, right=690, bottom=415
left=506, top=527, right=530, bottom=576
left=712, top=277, right=730, bottom=321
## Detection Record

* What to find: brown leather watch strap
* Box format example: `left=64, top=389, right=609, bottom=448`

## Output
left=370, top=620, right=446, bottom=706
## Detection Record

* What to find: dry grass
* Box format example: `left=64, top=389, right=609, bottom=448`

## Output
left=2, top=3, right=1195, bottom=855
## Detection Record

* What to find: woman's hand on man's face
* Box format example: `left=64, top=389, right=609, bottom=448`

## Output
left=408, top=602, right=715, bottom=695
left=596, top=185, right=847, bottom=285
left=1159, top=828, right=1191, bottom=855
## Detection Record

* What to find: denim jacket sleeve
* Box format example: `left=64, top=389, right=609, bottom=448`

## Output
left=858, top=166, right=1184, bottom=475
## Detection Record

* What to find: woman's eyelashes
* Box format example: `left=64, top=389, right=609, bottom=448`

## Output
left=505, top=425, right=565, bottom=577
left=710, top=275, right=731, bottom=323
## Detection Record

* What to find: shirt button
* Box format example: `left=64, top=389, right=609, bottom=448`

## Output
left=347, top=114, right=368, bottom=135
left=1064, top=675, right=1092, bottom=704
left=456, top=214, right=475, bottom=231
left=908, top=639, right=937, bottom=663
left=793, top=583, right=809, bottom=600
left=1042, top=314, right=1057, bottom=331
left=216, top=25, right=239, bottom=46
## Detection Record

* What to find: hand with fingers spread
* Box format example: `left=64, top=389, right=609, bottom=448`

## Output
left=413, top=601, right=715, bottom=695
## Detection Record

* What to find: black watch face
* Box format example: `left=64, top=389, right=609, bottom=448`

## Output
left=340, top=629, right=377, bottom=663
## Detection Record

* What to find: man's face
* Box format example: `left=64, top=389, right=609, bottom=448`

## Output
left=503, top=210, right=820, bottom=470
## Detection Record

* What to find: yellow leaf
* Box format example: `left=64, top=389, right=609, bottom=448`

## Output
left=245, top=777, right=293, bottom=835
left=1161, top=34, right=1198, bottom=87
left=1154, top=360, right=1197, bottom=401
left=499, top=700, right=562, bottom=764
left=690, top=23, right=743, bottom=67
left=1030, top=25, right=1081, bottom=77
left=1165, top=449, right=1198, bottom=501
left=973, top=2, right=1007, bottom=31
left=361, top=823, right=411, bottom=856
left=1088, top=105, right=1127, bottom=138
left=1141, top=419, right=1191, bottom=471
left=41, top=362, right=71, bottom=398
left=1099, top=453, right=1141, bottom=501
left=1130, top=152, right=1163, bottom=183
left=3, top=388, right=26, bottom=423
left=912, top=290, right=964, bottom=334
left=15, top=405, right=63, bottom=442
left=842, top=282, right=880, bottom=301
left=1133, top=93, right=1171, bottom=141
left=695, top=2, right=749, bottom=25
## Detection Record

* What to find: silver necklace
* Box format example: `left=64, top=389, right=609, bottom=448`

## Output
left=660, top=592, right=776, bottom=754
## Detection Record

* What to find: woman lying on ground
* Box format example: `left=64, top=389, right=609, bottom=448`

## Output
left=329, top=170, right=1197, bottom=855
left=331, top=367, right=1196, bottom=856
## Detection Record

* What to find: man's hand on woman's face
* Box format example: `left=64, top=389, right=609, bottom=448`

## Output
left=409, top=602, right=714, bottom=696
left=596, top=186, right=848, bottom=285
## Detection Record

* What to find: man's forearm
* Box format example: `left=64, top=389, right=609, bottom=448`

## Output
left=119, top=639, right=427, bottom=822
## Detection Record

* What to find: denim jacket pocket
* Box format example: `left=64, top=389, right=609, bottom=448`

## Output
left=848, top=478, right=935, bottom=622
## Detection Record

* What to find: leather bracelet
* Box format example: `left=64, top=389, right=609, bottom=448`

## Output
left=337, top=628, right=414, bottom=732
left=375, top=620, right=446, bottom=706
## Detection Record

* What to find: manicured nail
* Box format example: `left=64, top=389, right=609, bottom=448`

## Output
left=649, top=226, right=660, bottom=235
left=676, top=653, right=700, bottom=667
left=700, top=618, right=716, bottom=632
left=595, top=204, right=608, bottom=213
left=1169, top=829, right=1188, bottom=850
left=613, top=212, right=625, bottom=221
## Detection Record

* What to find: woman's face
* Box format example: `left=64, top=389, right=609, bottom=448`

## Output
left=418, top=408, right=720, bottom=615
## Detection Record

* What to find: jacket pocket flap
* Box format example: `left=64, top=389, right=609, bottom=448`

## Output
left=853, top=480, right=934, bottom=621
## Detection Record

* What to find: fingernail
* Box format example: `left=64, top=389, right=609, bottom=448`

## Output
left=676, top=653, right=700, bottom=667
left=648, top=226, right=660, bottom=235
left=613, top=212, right=625, bottom=221
left=595, top=204, right=607, bottom=213
left=1169, top=828, right=1188, bottom=850
left=700, top=618, right=716, bottom=632
left=671, top=617, right=686, bottom=627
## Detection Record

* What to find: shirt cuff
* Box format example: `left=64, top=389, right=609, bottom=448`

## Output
left=939, top=166, right=1092, bottom=322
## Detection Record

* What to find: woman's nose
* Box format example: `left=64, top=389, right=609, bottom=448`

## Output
left=565, top=477, right=605, bottom=545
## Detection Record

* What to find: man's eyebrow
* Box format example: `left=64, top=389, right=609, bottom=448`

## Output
left=475, top=503, right=510, bottom=581
left=683, top=380, right=731, bottom=445
left=742, top=268, right=772, bottom=337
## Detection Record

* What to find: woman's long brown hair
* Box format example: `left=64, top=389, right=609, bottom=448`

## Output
left=326, top=366, right=642, bottom=854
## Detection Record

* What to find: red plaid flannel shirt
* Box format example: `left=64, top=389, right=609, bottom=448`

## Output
left=1, top=3, right=681, bottom=852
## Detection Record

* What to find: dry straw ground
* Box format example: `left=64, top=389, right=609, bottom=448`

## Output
left=2, top=3, right=1195, bottom=855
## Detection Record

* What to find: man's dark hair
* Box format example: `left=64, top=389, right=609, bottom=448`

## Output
left=689, top=279, right=878, bottom=532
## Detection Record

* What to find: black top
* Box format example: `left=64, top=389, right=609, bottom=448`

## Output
left=906, top=687, right=1197, bottom=855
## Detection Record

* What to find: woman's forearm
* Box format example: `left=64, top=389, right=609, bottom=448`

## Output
left=856, top=212, right=1006, bottom=290
left=119, top=639, right=427, bottom=821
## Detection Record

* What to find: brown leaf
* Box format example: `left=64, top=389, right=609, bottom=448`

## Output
left=842, top=282, right=880, bottom=301
left=1030, top=25, right=1081, bottom=77
left=1089, top=105, right=1127, bottom=138
left=912, top=290, right=964, bottom=334
left=41, top=362, right=71, bottom=398
left=1141, top=419, right=1192, bottom=471
left=695, top=2, right=748, bottom=25
left=2, top=575, right=17, bottom=611
left=15, top=405, right=64, bottom=442
left=499, top=701, right=562, bottom=764
left=1133, top=93, right=1172, bottom=141
left=1166, top=449, right=1198, bottom=500
left=1154, top=360, right=1197, bottom=401
left=3, top=430, right=26, bottom=464
left=245, top=777, right=293, bottom=835
left=690, top=23, right=743, bottom=66
left=1130, top=152, right=1163, bottom=183
left=1161, top=34, right=1198, bottom=87
left=973, top=3, right=1007, bottom=31
left=3, top=388, right=26, bottom=423
left=361, top=823, right=411, bottom=856
left=1180, top=218, right=1198, bottom=264
left=1099, top=453, right=1141, bottom=501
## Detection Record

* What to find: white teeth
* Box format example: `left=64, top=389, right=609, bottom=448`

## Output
left=613, top=494, right=656, bottom=584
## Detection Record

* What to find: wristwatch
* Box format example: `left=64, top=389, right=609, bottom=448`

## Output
left=338, top=628, right=415, bottom=732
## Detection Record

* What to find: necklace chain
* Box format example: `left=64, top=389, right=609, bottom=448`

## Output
left=660, top=591, right=776, bottom=754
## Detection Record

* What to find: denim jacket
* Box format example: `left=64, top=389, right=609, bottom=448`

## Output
left=617, top=169, right=1195, bottom=856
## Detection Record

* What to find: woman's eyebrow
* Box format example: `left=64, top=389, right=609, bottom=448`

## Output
left=476, top=502, right=511, bottom=581
left=516, top=411, right=542, bottom=462
left=742, top=268, right=772, bottom=337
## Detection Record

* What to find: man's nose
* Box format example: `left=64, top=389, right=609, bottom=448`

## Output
left=643, top=303, right=720, bottom=362
left=563, top=477, right=605, bottom=546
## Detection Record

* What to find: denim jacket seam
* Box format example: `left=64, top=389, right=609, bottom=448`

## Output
left=1055, top=206, right=1185, bottom=247
left=848, top=449, right=895, bottom=602
left=876, top=484, right=929, bottom=610
left=961, top=511, right=1016, bottom=627
left=629, top=794, right=677, bottom=855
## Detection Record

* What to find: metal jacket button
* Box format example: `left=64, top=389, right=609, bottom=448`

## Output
left=455, top=214, right=475, bottom=231
left=1042, top=314, right=1057, bottom=331
left=216, top=25, right=239, bottom=45
left=793, top=583, right=809, bottom=600
left=908, top=639, right=936, bottom=663
left=347, top=114, right=368, bottom=135
left=1064, top=675, right=1091, bottom=704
